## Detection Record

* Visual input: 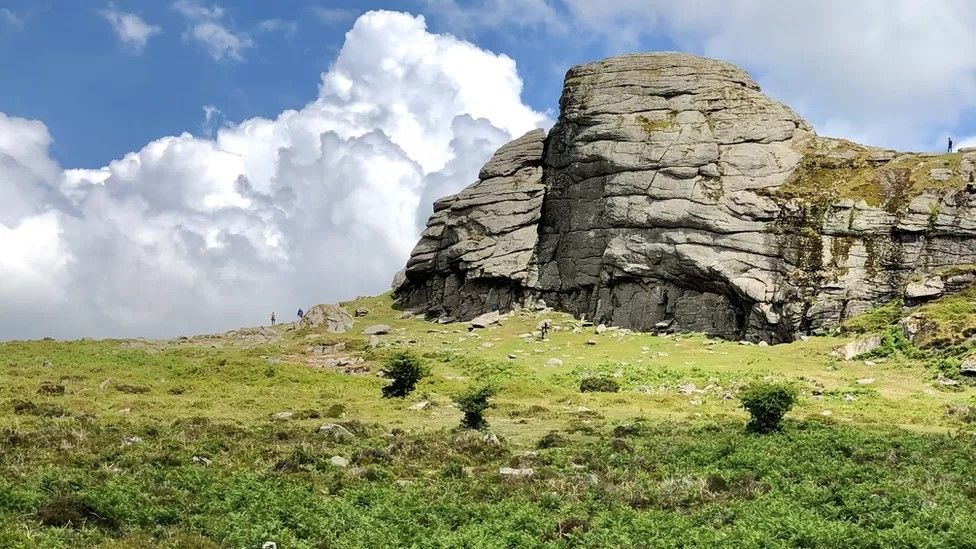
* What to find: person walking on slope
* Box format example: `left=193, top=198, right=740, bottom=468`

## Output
left=270, top=312, right=276, bottom=326
left=538, top=319, right=551, bottom=340
left=949, top=137, right=954, bottom=153
left=297, top=308, right=304, bottom=320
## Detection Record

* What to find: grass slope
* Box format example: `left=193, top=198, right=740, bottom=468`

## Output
left=3, top=294, right=976, bottom=547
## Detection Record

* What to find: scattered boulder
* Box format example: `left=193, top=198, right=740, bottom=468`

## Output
left=318, top=423, right=354, bottom=441
left=586, top=339, right=597, bottom=346
left=595, top=324, right=607, bottom=335
left=546, top=358, right=564, bottom=367
left=192, top=456, right=212, bottom=466
left=329, top=456, right=349, bottom=468
left=498, top=467, right=534, bottom=479
left=273, top=411, right=294, bottom=420
left=961, top=355, right=976, bottom=377
left=469, top=311, right=501, bottom=329
left=905, top=277, right=945, bottom=300
left=302, top=304, right=355, bottom=334
left=41, top=360, right=54, bottom=369
left=363, top=324, right=391, bottom=336
left=408, top=400, right=430, bottom=411
left=836, top=336, right=883, bottom=361
left=355, top=307, right=369, bottom=317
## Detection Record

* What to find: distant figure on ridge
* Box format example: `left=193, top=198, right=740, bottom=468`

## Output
left=948, top=137, right=953, bottom=153
left=297, top=308, right=304, bottom=320
left=270, top=312, right=276, bottom=326
left=538, top=319, right=552, bottom=340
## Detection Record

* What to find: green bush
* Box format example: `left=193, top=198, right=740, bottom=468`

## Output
left=453, top=385, right=495, bottom=430
left=579, top=376, right=620, bottom=393
left=738, top=382, right=797, bottom=433
left=380, top=351, right=428, bottom=398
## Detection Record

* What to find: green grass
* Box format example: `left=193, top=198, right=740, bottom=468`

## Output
left=910, top=285, right=976, bottom=348
left=774, top=138, right=968, bottom=211
left=4, top=294, right=976, bottom=547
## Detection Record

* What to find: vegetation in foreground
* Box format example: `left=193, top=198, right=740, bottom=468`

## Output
left=2, top=293, right=976, bottom=547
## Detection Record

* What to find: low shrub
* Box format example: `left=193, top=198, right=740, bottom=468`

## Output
left=380, top=351, right=428, bottom=398
left=738, top=382, right=798, bottom=433
left=537, top=431, right=567, bottom=449
left=580, top=376, right=620, bottom=393
left=454, top=385, right=496, bottom=430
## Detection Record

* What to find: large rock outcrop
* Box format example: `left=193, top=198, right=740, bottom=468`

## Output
left=396, top=52, right=976, bottom=342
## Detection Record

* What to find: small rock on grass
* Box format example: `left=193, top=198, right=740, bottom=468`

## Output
left=329, top=456, right=349, bottom=468
left=498, top=467, right=534, bottom=479
left=408, top=400, right=430, bottom=411
left=363, top=324, right=391, bottom=336
left=319, top=423, right=354, bottom=440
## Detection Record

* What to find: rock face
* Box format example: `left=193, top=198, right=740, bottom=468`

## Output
left=398, top=129, right=546, bottom=319
left=397, top=52, right=976, bottom=342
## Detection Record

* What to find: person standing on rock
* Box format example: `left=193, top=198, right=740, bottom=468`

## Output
left=271, top=312, right=276, bottom=326
left=949, top=137, right=953, bottom=153
left=297, top=308, right=304, bottom=320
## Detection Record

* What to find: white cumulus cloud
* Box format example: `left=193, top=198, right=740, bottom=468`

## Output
left=100, top=5, right=161, bottom=52
left=0, top=10, right=548, bottom=340
left=173, top=0, right=253, bottom=61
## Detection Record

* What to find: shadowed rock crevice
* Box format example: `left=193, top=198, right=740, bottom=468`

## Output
left=395, top=52, right=976, bottom=342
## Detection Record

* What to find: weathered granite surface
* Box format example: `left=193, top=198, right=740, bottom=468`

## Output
left=396, top=52, right=976, bottom=342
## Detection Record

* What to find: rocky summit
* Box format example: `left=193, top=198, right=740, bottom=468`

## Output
left=396, top=52, right=976, bottom=342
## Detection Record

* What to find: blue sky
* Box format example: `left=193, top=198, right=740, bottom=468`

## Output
left=1, top=1, right=975, bottom=339
left=3, top=1, right=975, bottom=169
left=0, top=0, right=649, bottom=169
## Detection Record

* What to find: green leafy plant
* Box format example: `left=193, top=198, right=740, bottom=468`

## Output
left=380, top=351, right=428, bottom=398
left=738, top=382, right=798, bottom=433
left=453, top=385, right=495, bottom=430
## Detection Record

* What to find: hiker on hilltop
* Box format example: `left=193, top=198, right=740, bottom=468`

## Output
left=297, top=308, right=304, bottom=320
left=949, top=137, right=953, bottom=153
left=271, top=312, right=276, bottom=326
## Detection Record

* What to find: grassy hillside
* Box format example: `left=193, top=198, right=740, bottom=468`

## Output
left=3, top=294, right=976, bottom=547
